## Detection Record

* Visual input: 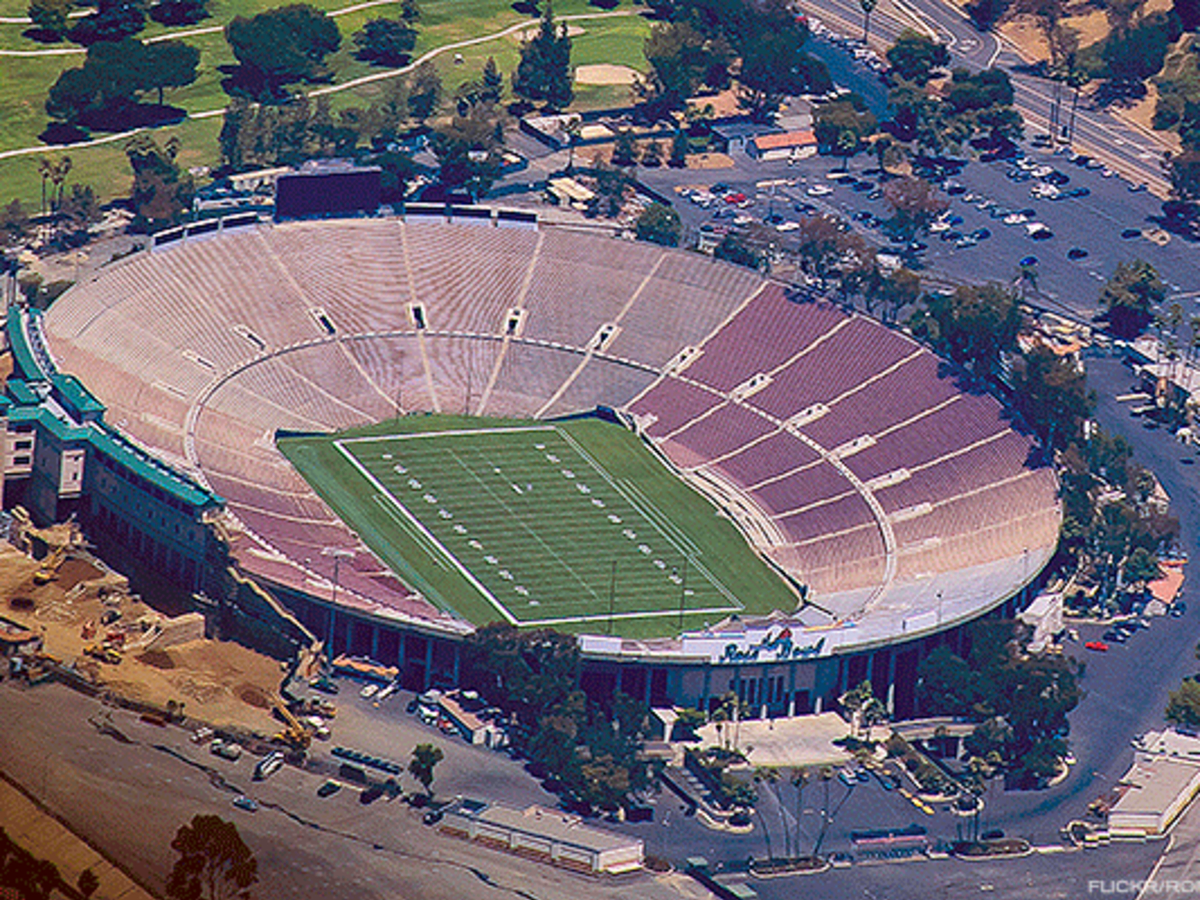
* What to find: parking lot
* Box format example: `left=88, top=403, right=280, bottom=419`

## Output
left=643, top=134, right=1194, bottom=323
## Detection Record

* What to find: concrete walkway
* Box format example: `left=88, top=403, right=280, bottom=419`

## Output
left=695, top=712, right=854, bottom=768
left=0, top=770, right=156, bottom=900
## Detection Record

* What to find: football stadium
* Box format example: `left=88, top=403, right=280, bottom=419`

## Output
left=9, top=208, right=1062, bottom=719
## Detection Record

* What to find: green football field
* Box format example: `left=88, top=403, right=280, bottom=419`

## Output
left=279, top=415, right=800, bottom=639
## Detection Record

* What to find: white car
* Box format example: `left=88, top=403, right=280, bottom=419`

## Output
left=807, top=184, right=834, bottom=196
left=775, top=221, right=801, bottom=232
left=1003, top=212, right=1029, bottom=225
left=360, top=683, right=379, bottom=699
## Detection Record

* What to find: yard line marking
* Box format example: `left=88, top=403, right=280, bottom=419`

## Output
left=371, top=495, right=448, bottom=571
left=334, top=438, right=517, bottom=625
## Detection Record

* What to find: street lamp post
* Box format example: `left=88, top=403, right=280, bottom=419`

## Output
left=322, top=547, right=355, bottom=605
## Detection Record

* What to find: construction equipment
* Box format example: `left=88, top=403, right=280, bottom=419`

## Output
left=32, top=545, right=66, bottom=585
left=271, top=703, right=312, bottom=752
left=84, top=643, right=122, bottom=665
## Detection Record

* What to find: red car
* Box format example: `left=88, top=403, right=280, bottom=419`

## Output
left=725, top=192, right=747, bottom=204
left=1085, top=640, right=1109, bottom=652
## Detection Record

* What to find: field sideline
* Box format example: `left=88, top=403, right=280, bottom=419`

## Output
left=279, top=415, right=800, bottom=639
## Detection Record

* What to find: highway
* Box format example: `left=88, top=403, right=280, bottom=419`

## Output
left=797, top=0, right=1173, bottom=194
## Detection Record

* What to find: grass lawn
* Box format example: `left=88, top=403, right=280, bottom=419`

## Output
left=0, top=0, right=649, bottom=206
left=279, top=415, right=799, bottom=639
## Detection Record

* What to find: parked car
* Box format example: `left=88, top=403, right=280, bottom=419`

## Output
left=232, top=795, right=259, bottom=812
left=317, top=780, right=342, bottom=797
left=1067, top=247, right=1089, bottom=260
left=1084, top=640, right=1109, bottom=652
left=211, top=739, right=243, bottom=761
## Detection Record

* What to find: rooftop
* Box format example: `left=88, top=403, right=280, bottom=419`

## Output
left=752, top=130, right=818, bottom=150
left=451, top=802, right=638, bottom=854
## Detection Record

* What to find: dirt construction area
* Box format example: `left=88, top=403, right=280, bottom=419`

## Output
left=0, top=539, right=281, bottom=735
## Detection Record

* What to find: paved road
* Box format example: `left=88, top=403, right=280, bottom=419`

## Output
left=798, top=0, right=1171, bottom=192
left=0, top=681, right=686, bottom=900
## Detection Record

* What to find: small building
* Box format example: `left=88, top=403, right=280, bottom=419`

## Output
left=546, top=177, right=595, bottom=211
left=710, top=120, right=781, bottom=155
left=747, top=130, right=818, bottom=162
left=0, top=616, right=40, bottom=657
left=440, top=799, right=643, bottom=874
left=1109, top=730, right=1200, bottom=836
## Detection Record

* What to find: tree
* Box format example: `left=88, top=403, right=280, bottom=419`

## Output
left=611, top=129, right=638, bottom=167
left=737, top=28, right=830, bottom=122
left=910, top=282, right=1021, bottom=378
left=1098, top=259, right=1165, bottom=339
left=885, top=28, right=949, bottom=86
left=165, top=815, right=257, bottom=900
left=1123, top=545, right=1163, bottom=590
left=635, top=202, right=681, bottom=246
left=431, top=101, right=506, bottom=200
left=714, top=231, right=762, bottom=270
left=589, top=162, right=626, bottom=217
left=640, top=21, right=731, bottom=113
left=407, top=60, right=442, bottom=121
left=151, top=0, right=210, bottom=26
left=125, top=134, right=193, bottom=229
left=141, top=40, right=201, bottom=106
left=480, top=56, right=504, bottom=104
left=641, top=138, right=664, bottom=167
left=513, top=1, right=573, bottom=110
left=409, top=743, right=444, bottom=797
left=69, top=0, right=145, bottom=46
left=1167, top=679, right=1200, bottom=729
left=669, top=128, right=689, bottom=167
left=353, top=17, right=417, bottom=66
left=884, top=175, right=946, bottom=238
left=28, top=0, right=72, bottom=40
left=225, top=4, right=341, bottom=100
left=916, top=645, right=979, bottom=716
left=1011, top=345, right=1095, bottom=451
left=0, top=199, right=29, bottom=241
left=46, top=38, right=199, bottom=128
left=814, top=94, right=876, bottom=169
left=796, top=213, right=850, bottom=287
left=376, top=150, right=417, bottom=202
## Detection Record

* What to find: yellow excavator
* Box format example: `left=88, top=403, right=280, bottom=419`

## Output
left=32, top=545, right=66, bottom=585
left=271, top=702, right=312, bottom=752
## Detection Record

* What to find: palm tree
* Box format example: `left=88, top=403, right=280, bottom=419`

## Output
left=564, top=115, right=582, bottom=173
left=791, top=767, right=808, bottom=859
left=51, top=156, right=72, bottom=211
left=753, top=767, right=779, bottom=863
left=860, top=0, right=878, bottom=42
left=37, top=156, right=52, bottom=218
left=813, top=765, right=834, bottom=857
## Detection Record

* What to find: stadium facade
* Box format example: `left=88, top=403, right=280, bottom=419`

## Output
left=4, top=211, right=1062, bottom=719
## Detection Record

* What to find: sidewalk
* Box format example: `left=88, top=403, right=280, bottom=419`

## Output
left=0, top=770, right=156, bottom=900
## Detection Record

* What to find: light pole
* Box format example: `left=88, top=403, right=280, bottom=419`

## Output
left=322, top=547, right=354, bottom=605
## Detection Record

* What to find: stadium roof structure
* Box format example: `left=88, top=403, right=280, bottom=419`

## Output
left=39, top=215, right=1061, bottom=648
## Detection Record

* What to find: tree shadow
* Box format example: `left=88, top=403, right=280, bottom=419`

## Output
left=1091, top=79, right=1147, bottom=111
left=149, top=3, right=210, bottom=26
left=21, top=26, right=66, bottom=43
left=39, top=122, right=89, bottom=145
